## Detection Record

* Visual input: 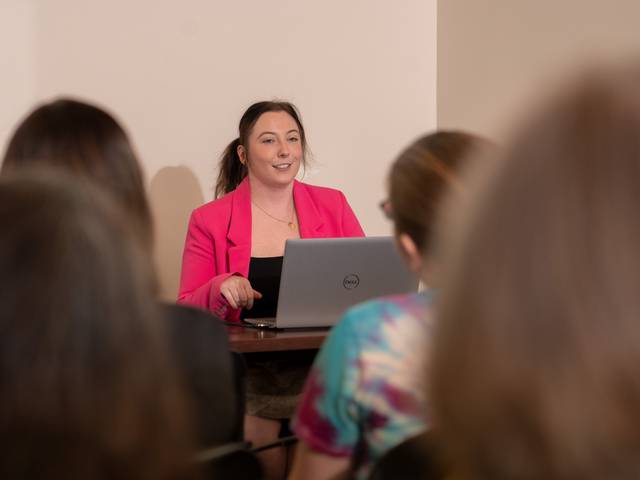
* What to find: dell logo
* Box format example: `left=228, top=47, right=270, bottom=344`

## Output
left=343, top=274, right=360, bottom=290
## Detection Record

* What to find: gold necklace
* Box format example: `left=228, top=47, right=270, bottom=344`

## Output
left=251, top=200, right=297, bottom=231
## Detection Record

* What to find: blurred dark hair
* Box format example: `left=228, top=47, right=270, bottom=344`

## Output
left=0, top=170, right=195, bottom=480
left=388, top=131, right=493, bottom=254
left=215, top=100, right=308, bottom=197
left=430, top=65, right=640, bottom=480
left=1, top=98, right=153, bottom=248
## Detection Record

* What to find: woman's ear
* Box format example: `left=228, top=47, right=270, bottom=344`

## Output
left=397, top=233, right=423, bottom=273
left=237, top=144, right=247, bottom=165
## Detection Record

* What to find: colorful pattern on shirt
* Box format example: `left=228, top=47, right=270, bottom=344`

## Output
left=292, top=292, right=433, bottom=479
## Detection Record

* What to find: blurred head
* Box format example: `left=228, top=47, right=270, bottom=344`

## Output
left=1, top=98, right=152, bottom=248
left=215, top=101, right=309, bottom=197
left=430, top=65, right=640, bottom=480
left=0, top=170, right=194, bottom=480
left=386, top=131, right=492, bottom=274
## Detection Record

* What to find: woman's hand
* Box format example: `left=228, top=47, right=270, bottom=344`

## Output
left=220, top=275, right=263, bottom=310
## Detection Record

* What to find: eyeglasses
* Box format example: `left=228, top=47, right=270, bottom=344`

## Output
left=379, top=199, right=393, bottom=220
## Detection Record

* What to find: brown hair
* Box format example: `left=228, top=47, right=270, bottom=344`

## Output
left=430, top=65, right=640, bottom=480
left=215, top=100, right=309, bottom=197
left=388, top=131, right=492, bottom=254
left=1, top=98, right=153, bottom=248
left=0, top=170, right=195, bottom=480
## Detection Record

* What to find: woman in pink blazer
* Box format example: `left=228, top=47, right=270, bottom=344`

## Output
left=178, top=176, right=364, bottom=322
left=177, top=100, right=364, bottom=480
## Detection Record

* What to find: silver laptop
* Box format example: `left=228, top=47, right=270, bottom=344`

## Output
left=243, top=236, right=418, bottom=329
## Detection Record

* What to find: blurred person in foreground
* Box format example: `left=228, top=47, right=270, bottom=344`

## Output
left=1, top=98, right=239, bottom=449
left=0, top=171, right=196, bottom=480
left=289, top=131, right=493, bottom=480
left=430, top=64, right=640, bottom=480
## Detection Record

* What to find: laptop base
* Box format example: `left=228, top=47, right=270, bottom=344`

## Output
left=242, top=317, right=278, bottom=329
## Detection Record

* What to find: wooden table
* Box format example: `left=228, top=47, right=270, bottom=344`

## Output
left=226, top=325, right=330, bottom=353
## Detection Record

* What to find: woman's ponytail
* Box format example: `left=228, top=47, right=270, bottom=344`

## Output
left=215, top=138, right=247, bottom=198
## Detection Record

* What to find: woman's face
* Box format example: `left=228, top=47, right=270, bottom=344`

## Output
left=238, top=111, right=303, bottom=189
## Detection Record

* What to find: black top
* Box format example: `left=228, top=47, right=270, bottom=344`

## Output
left=241, top=256, right=284, bottom=319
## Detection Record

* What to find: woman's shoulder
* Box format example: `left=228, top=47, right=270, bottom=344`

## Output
left=296, top=181, right=347, bottom=203
left=345, top=292, right=430, bottom=323
left=185, top=194, right=235, bottom=239
left=327, top=292, right=429, bottom=343
left=191, top=192, right=234, bottom=221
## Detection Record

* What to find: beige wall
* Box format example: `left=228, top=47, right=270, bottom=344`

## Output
left=438, top=0, right=640, bottom=139
left=0, top=0, right=36, bottom=150
left=2, top=1, right=437, bottom=299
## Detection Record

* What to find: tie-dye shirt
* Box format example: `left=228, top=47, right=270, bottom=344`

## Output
left=292, top=291, right=433, bottom=479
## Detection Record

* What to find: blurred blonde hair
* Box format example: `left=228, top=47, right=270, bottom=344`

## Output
left=430, top=64, right=640, bottom=480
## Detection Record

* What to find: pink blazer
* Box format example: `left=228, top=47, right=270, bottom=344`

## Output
left=177, top=177, right=365, bottom=322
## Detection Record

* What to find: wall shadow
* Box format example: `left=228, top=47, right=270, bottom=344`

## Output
left=149, top=166, right=206, bottom=301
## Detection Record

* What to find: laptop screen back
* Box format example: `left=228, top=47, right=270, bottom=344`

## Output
left=275, top=236, right=418, bottom=328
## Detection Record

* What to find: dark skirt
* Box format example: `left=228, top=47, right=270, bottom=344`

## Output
left=244, top=350, right=317, bottom=420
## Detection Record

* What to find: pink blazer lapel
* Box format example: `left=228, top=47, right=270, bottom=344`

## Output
left=293, top=180, right=325, bottom=238
left=226, top=178, right=252, bottom=277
